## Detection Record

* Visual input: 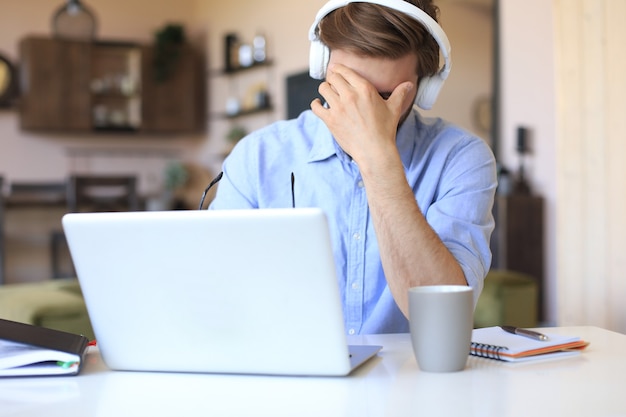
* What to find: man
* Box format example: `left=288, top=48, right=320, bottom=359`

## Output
left=210, top=0, right=496, bottom=334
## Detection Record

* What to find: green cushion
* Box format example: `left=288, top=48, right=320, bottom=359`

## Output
left=2, top=270, right=537, bottom=339
left=0, top=279, right=94, bottom=340
left=474, top=269, right=538, bottom=328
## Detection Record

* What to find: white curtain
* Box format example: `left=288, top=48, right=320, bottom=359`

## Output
left=554, top=0, right=626, bottom=333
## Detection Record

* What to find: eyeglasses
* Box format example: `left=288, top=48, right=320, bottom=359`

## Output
left=197, top=172, right=223, bottom=210
left=291, top=172, right=295, bottom=209
left=197, top=171, right=296, bottom=210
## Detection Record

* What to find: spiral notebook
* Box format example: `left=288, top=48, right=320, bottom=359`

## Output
left=470, top=326, right=589, bottom=362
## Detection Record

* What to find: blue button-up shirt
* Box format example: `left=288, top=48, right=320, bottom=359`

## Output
left=210, top=108, right=497, bottom=334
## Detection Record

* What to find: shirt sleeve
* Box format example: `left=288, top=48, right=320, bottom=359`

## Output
left=420, top=134, right=497, bottom=307
left=208, top=136, right=261, bottom=210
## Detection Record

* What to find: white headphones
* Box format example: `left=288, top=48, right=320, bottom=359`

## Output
left=308, top=0, right=452, bottom=110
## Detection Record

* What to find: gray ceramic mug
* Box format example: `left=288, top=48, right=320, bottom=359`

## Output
left=408, top=285, right=474, bottom=372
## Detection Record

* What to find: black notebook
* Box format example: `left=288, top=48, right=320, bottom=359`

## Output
left=0, top=318, right=89, bottom=377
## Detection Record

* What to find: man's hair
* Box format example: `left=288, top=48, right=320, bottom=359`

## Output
left=318, top=0, right=440, bottom=79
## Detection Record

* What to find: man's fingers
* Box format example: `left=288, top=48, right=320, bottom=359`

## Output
left=389, top=81, right=415, bottom=114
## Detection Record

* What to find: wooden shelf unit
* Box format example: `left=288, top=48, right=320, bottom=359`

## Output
left=18, top=36, right=205, bottom=134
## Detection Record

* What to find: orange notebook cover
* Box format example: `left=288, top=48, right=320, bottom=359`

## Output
left=470, top=326, right=589, bottom=362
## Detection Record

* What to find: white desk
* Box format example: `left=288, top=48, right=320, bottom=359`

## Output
left=1, top=326, right=625, bottom=417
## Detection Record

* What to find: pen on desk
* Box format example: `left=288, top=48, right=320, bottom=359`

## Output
left=500, top=325, right=549, bottom=341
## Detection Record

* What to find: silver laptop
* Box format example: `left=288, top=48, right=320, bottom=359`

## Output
left=62, top=208, right=381, bottom=376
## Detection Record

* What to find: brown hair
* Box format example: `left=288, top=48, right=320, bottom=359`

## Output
left=318, top=0, right=441, bottom=79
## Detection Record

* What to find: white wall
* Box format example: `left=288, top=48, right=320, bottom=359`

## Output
left=499, top=0, right=558, bottom=324
left=425, top=2, right=493, bottom=143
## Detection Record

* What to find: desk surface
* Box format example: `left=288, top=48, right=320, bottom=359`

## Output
left=1, top=326, right=625, bottom=417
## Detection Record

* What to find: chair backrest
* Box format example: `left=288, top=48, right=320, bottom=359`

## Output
left=6, top=181, right=69, bottom=280
left=8, top=182, right=67, bottom=205
left=67, top=175, right=139, bottom=213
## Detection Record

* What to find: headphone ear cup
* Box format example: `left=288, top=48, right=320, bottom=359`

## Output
left=309, top=40, right=330, bottom=79
left=415, top=75, right=444, bottom=110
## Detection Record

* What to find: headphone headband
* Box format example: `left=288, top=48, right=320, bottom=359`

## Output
left=308, top=0, right=452, bottom=109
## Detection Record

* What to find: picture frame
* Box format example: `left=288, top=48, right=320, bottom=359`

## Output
left=0, top=54, right=18, bottom=108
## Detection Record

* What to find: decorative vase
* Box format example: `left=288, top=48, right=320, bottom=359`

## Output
left=52, top=0, right=97, bottom=40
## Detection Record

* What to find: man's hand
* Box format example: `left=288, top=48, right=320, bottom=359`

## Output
left=310, top=64, right=414, bottom=165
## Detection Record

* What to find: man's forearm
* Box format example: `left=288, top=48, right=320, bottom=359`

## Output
left=361, top=158, right=466, bottom=317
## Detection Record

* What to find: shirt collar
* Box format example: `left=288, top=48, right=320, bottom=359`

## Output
left=396, top=107, right=420, bottom=170
left=307, top=115, right=344, bottom=163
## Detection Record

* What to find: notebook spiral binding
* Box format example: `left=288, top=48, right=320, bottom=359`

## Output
left=470, top=342, right=507, bottom=360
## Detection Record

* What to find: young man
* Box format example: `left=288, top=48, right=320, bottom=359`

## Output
left=210, top=0, right=496, bottom=334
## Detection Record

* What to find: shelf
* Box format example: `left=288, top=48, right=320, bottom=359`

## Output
left=18, top=36, right=204, bottom=134
left=6, top=182, right=67, bottom=208
left=220, top=105, right=274, bottom=119
left=211, top=60, right=273, bottom=76
left=93, top=125, right=139, bottom=133
left=92, top=92, right=141, bottom=99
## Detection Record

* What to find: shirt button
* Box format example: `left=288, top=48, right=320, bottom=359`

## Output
left=351, top=282, right=359, bottom=290
left=353, top=232, right=361, bottom=240
left=357, top=180, right=364, bottom=188
left=348, top=329, right=356, bottom=335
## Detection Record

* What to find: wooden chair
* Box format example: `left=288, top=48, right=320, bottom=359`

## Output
left=52, top=175, right=139, bottom=278
left=66, top=175, right=139, bottom=213
left=8, top=181, right=70, bottom=280
left=7, top=182, right=67, bottom=206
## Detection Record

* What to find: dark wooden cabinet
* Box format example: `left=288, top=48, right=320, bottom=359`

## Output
left=490, top=195, right=545, bottom=320
left=18, top=36, right=204, bottom=134
left=19, top=38, right=91, bottom=130
left=141, top=45, right=205, bottom=133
